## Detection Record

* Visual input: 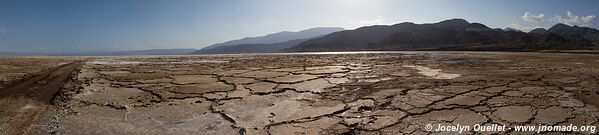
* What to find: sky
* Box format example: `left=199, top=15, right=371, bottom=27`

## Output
left=0, top=0, right=598, bottom=53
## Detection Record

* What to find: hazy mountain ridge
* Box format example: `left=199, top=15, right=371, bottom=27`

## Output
left=58, top=49, right=199, bottom=56
left=0, top=51, right=47, bottom=56
left=200, top=27, right=345, bottom=50
left=0, top=49, right=198, bottom=56
left=193, top=38, right=311, bottom=54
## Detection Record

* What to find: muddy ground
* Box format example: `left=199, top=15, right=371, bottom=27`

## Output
left=1, top=52, right=599, bottom=134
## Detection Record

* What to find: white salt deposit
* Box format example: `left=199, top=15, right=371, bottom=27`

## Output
left=403, top=65, right=461, bottom=79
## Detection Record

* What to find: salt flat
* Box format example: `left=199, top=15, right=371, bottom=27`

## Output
left=1, top=51, right=599, bottom=134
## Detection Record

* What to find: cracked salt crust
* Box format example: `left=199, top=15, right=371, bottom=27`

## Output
left=403, top=65, right=461, bottom=79
left=33, top=52, right=599, bottom=134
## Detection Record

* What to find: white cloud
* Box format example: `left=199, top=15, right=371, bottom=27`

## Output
left=550, top=10, right=596, bottom=27
left=513, top=10, right=596, bottom=32
left=346, top=16, right=392, bottom=29
left=521, top=12, right=545, bottom=23
left=0, top=28, right=6, bottom=34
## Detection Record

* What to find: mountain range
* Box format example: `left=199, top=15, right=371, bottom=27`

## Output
left=193, top=38, right=312, bottom=54
left=56, top=49, right=199, bottom=56
left=196, top=18, right=599, bottom=54
left=286, top=19, right=599, bottom=52
left=0, top=49, right=198, bottom=56
left=197, top=27, right=344, bottom=53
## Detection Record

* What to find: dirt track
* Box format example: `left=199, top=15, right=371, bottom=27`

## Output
left=0, top=61, right=83, bottom=135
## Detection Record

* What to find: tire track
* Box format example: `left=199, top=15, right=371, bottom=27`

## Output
left=0, top=61, right=84, bottom=135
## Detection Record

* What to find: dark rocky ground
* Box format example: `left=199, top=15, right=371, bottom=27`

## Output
left=1, top=52, right=599, bottom=134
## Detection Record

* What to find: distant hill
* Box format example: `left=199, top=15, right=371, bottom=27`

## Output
left=200, top=27, right=344, bottom=50
left=0, top=51, right=46, bottom=56
left=55, top=49, right=198, bottom=56
left=194, top=38, right=310, bottom=54
left=285, top=19, right=599, bottom=52
left=0, top=49, right=198, bottom=56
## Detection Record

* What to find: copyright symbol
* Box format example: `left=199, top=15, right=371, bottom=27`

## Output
left=425, top=124, right=433, bottom=131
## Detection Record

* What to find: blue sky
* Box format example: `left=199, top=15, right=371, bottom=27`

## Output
left=0, top=0, right=597, bottom=53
